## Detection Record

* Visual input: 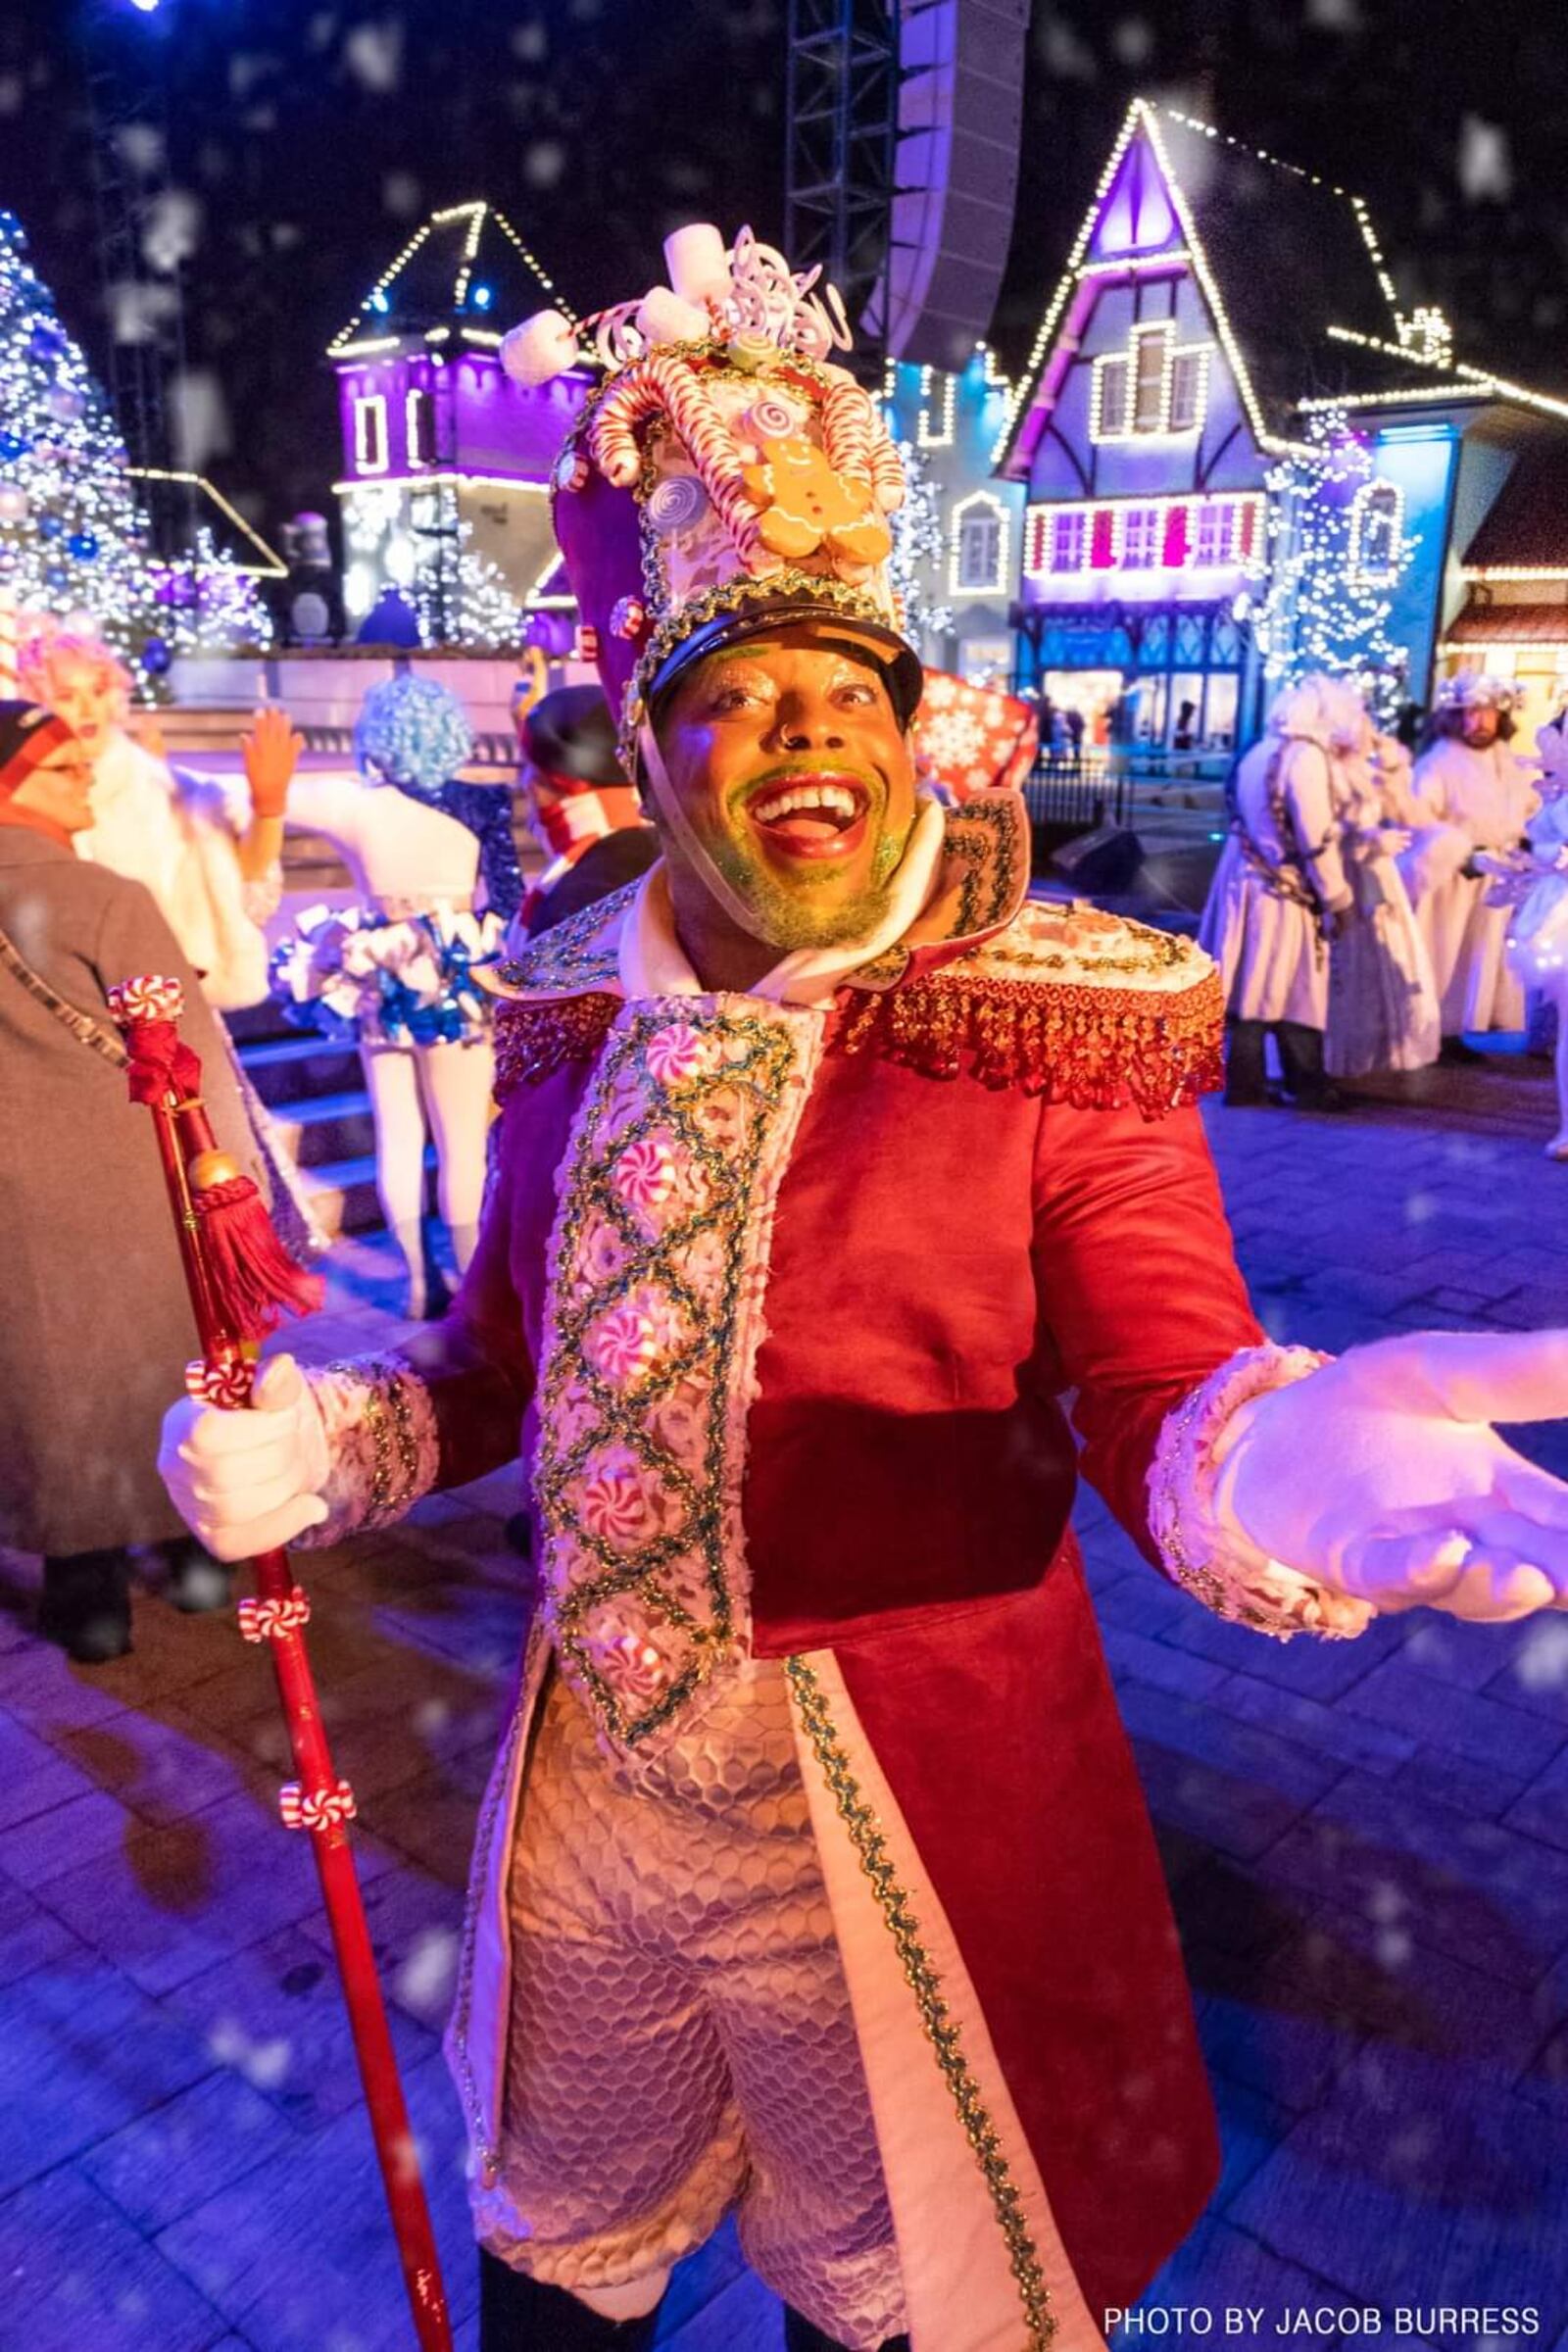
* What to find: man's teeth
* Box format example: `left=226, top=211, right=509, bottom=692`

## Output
left=753, top=783, right=859, bottom=824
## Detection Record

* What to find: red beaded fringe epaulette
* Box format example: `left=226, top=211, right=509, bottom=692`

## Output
left=494, top=968, right=1224, bottom=1117
left=831, top=965, right=1225, bottom=1115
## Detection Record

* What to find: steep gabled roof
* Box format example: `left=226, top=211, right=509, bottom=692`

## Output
left=997, top=100, right=1412, bottom=475
left=1151, top=110, right=1400, bottom=417
left=327, top=201, right=572, bottom=358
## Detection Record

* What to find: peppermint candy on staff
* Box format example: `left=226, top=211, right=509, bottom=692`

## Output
left=278, top=1777, right=358, bottom=1833
left=107, top=970, right=205, bottom=1106
left=185, top=1357, right=255, bottom=1409
left=106, top=972, right=185, bottom=1024
left=238, top=1588, right=313, bottom=1643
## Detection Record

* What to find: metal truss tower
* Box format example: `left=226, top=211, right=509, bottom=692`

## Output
left=784, top=0, right=901, bottom=380
left=77, top=3, right=192, bottom=552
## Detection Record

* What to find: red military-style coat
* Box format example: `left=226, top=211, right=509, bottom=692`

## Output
left=416, top=796, right=1264, bottom=2350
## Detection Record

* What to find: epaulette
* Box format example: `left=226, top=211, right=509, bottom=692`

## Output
left=489, top=883, right=635, bottom=1002
left=833, top=899, right=1223, bottom=1117
left=489, top=887, right=631, bottom=1103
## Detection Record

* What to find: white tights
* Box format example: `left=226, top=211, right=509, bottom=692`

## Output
left=359, top=1037, right=495, bottom=1309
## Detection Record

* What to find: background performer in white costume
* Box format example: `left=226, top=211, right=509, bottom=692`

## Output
left=1200, top=674, right=1354, bottom=1108
left=1408, top=672, right=1539, bottom=1055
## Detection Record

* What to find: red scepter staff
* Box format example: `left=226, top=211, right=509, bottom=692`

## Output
left=108, top=973, right=453, bottom=2352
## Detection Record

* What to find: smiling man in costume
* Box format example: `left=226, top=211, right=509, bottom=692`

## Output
left=161, top=227, right=1568, bottom=2352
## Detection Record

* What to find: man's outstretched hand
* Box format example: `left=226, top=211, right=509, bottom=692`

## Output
left=1223, top=1330, right=1568, bottom=1622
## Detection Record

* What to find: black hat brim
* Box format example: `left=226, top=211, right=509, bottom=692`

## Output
left=649, top=601, right=924, bottom=730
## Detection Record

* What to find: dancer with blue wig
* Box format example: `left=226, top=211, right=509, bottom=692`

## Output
left=270, top=670, right=521, bottom=1315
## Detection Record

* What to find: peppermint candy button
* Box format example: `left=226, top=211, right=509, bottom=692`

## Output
left=553, top=445, right=590, bottom=495
left=613, top=1136, right=680, bottom=1214
left=644, top=1021, right=706, bottom=1084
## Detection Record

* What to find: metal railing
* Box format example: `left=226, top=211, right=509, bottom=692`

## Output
left=298, top=723, right=520, bottom=779
left=1020, top=754, right=1129, bottom=837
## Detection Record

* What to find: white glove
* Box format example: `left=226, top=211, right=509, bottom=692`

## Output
left=1223, top=1330, right=1568, bottom=1623
left=158, top=1353, right=331, bottom=1563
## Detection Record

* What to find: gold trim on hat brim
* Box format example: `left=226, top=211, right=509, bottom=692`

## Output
left=620, top=570, right=922, bottom=766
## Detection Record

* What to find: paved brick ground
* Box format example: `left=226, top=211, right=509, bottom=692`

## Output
left=3, top=1054, right=1568, bottom=2352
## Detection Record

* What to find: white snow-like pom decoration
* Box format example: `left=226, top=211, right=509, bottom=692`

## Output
left=636, top=287, right=710, bottom=348
left=663, top=223, right=731, bottom=305
left=501, top=309, right=580, bottom=388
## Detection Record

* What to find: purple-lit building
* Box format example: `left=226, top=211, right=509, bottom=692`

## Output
left=327, top=200, right=587, bottom=639
left=993, top=100, right=1568, bottom=756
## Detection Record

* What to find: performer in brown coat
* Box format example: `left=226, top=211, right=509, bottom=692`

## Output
left=0, top=699, right=255, bottom=1658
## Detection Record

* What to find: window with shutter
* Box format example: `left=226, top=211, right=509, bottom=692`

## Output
left=353, top=394, right=388, bottom=474
left=1169, top=351, right=1204, bottom=432
left=1096, top=356, right=1130, bottom=439
left=1122, top=506, right=1160, bottom=568
left=405, top=387, right=435, bottom=467
left=1195, top=501, right=1236, bottom=567
left=1132, top=333, right=1166, bottom=432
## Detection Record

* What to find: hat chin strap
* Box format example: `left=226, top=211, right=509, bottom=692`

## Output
left=637, top=721, right=807, bottom=944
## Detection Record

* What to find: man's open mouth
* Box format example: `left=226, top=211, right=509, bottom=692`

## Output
left=746, top=773, right=872, bottom=860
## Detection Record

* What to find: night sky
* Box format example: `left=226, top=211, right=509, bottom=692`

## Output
left=3, top=0, right=1564, bottom=543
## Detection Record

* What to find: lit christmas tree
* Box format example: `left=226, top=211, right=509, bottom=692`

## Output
left=1247, top=408, right=1411, bottom=721
left=0, top=210, right=163, bottom=676
left=887, top=437, right=953, bottom=654
left=152, top=526, right=275, bottom=662
left=0, top=210, right=270, bottom=688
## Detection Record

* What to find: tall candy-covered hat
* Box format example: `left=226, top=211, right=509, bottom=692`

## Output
left=501, top=223, right=922, bottom=762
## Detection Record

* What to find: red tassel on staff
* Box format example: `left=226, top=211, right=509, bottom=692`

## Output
left=115, top=972, right=323, bottom=1343
left=187, top=1171, right=322, bottom=1337
left=108, top=973, right=453, bottom=2352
